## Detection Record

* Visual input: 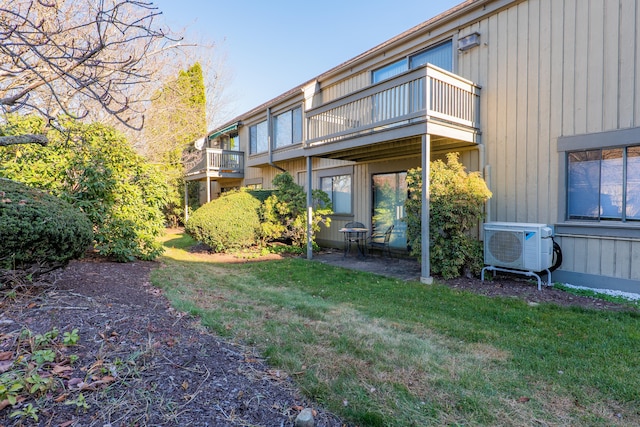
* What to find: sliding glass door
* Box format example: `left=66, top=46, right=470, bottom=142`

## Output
left=372, top=172, right=407, bottom=250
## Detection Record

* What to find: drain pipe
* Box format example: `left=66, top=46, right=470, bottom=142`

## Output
left=477, top=140, right=490, bottom=240
left=267, top=107, right=286, bottom=173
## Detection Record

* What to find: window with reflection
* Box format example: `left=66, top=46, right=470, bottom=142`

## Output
left=320, top=175, right=352, bottom=214
left=567, top=145, right=640, bottom=221
left=409, top=40, right=453, bottom=71
left=274, top=107, right=302, bottom=149
left=371, top=39, right=453, bottom=84
left=249, top=121, right=268, bottom=154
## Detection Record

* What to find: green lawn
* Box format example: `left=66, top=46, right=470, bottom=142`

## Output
left=152, top=230, right=640, bottom=426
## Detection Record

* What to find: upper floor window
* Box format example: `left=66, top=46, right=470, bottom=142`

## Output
left=409, top=40, right=453, bottom=71
left=372, top=39, right=453, bottom=84
left=217, top=133, right=240, bottom=151
left=249, top=120, right=268, bottom=154
left=567, top=145, right=640, bottom=221
left=274, top=107, right=302, bottom=148
left=372, top=59, right=408, bottom=84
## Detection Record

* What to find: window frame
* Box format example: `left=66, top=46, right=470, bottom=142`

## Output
left=320, top=174, right=353, bottom=215
left=273, top=106, right=303, bottom=149
left=409, top=39, right=454, bottom=71
left=558, top=127, right=640, bottom=227
left=316, top=166, right=354, bottom=217
left=371, top=38, right=453, bottom=84
left=249, top=120, right=268, bottom=155
left=566, top=147, right=636, bottom=221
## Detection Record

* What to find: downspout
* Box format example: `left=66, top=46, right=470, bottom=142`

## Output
left=477, top=140, right=490, bottom=240
left=483, top=157, right=491, bottom=224
left=267, top=107, right=286, bottom=173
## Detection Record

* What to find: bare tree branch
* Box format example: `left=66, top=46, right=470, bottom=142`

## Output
left=0, top=0, right=182, bottom=146
left=0, top=134, right=48, bottom=146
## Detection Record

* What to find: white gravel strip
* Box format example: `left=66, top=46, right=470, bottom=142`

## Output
left=560, top=283, right=640, bottom=302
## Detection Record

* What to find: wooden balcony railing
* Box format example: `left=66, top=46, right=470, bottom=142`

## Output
left=184, top=149, right=244, bottom=178
left=306, top=64, right=480, bottom=146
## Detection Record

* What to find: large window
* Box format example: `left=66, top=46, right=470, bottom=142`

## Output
left=274, top=107, right=302, bottom=148
left=372, top=59, right=409, bottom=84
left=409, top=40, right=453, bottom=71
left=320, top=175, right=352, bottom=214
left=372, top=39, right=453, bottom=83
left=567, top=145, right=640, bottom=221
left=249, top=120, right=268, bottom=154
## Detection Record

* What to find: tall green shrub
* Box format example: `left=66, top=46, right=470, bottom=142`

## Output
left=0, top=115, right=168, bottom=261
left=0, top=179, right=93, bottom=281
left=185, top=190, right=261, bottom=253
left=405, top=153, right=492, bottom=279
left=259, top=172, right=332, bottom=247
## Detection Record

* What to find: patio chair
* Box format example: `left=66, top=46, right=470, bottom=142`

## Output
left=368, top=224, right=394, bottom=258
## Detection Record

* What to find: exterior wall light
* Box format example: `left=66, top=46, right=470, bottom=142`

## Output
left=458, top=32, right=480, bottom=52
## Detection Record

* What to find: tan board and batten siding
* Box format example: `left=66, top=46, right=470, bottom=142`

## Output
left=454, top=0, right=640, bottom=282
left=229, top=0, right=640, bottom=286
left=264, top=0, right=640, bottom=283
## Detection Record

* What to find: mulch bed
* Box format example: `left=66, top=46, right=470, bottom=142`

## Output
left=0, top=258, right=344, bottom=427
left=441, top=274, right=638, bottom=311
left=1, top=253, right=636, bottom=426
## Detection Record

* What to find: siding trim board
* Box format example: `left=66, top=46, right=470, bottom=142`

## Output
left=555, top=223, right=640, bottom=240
left=557, top=126, right=640, bottom=152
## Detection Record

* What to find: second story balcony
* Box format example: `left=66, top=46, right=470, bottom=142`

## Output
left=304, top=64, right=480, bottom=159
left=184, top=148, right=244, bottom=181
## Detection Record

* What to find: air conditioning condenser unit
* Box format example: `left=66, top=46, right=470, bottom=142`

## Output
left=482, top=222, right=554, bottom=290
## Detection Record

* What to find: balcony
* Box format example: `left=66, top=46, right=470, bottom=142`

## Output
left=305, top=64, right=480, bottom=159
left=184, top=149, right=244, bottom=180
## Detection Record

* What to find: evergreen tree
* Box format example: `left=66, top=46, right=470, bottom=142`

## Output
left=142, top=63, right=207, bottom=226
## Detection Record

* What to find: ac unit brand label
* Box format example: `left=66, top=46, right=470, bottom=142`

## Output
left=525, top=231, right=536, bottom=241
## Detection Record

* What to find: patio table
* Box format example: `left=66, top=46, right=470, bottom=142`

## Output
left=339, top=227, right=369, bottom=258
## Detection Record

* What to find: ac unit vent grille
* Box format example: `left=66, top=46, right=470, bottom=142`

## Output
left=487, top=230, right=523, bottom=264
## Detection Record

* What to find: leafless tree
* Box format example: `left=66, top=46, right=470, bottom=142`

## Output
left=0, top=0, right=183, bottom=147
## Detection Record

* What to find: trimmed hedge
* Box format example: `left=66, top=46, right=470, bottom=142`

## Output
left=0, top=178, right=93, bottom=272
left=185, top=190, right=261, bottom=253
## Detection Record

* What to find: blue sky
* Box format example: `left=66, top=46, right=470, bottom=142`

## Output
left=152, top=0, right=462, bottom=126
